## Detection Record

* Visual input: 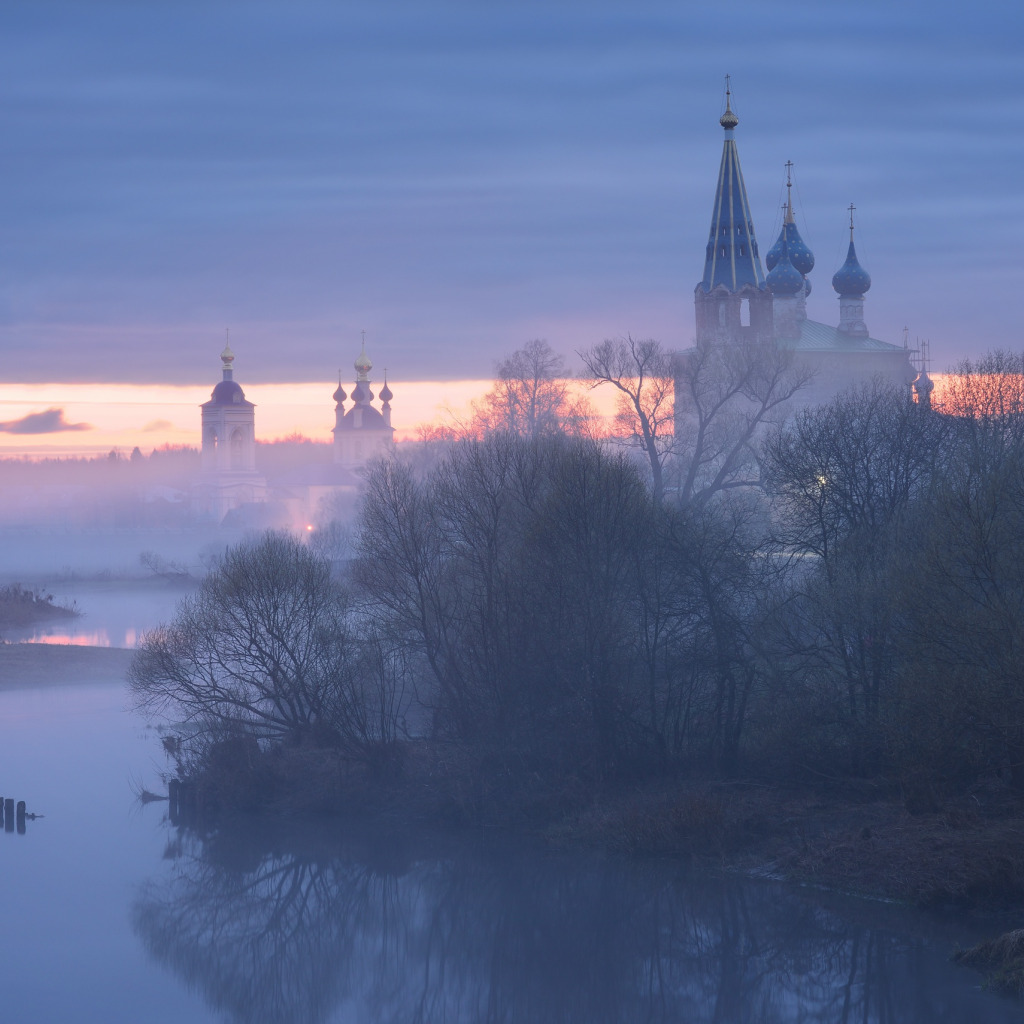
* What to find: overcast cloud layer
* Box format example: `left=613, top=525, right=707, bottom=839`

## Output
left=0, top=0, right=1020, bottom=384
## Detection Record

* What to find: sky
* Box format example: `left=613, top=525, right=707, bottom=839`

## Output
left=0, top=0, right=1021, bottom=413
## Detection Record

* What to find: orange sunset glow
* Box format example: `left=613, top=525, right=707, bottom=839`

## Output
left=0, top=378, right=624, bottom=458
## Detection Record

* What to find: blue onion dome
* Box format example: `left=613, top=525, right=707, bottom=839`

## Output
left=784, top=222, right=814, bottom=276
left=766, top=244, right=803, bottom=296
left=767, top=220, right=814, bottom=277
left=803, top=276, right=812, bottom=297
left=379, top=381, right=393, bottom=403
left=211, top=379, right=246, bottom=404
left=832, top=239, right=871, bottom=296
left=333, top=382, right=347, bottom=403
left=765, top=230, right=785, bottom=273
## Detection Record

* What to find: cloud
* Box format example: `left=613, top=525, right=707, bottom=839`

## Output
left=0, top=407, right=93, bottom=434
left=142, top=418, right=175, bottom=432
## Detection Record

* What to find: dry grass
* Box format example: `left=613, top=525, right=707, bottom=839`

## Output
left=955, top=929, right=1024, bottom=995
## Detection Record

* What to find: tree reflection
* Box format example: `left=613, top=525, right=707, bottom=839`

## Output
left=133, top=823, right=1017, bottom=1024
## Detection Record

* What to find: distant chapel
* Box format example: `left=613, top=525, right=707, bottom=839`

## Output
left=194, top=338, right=395, bottom=525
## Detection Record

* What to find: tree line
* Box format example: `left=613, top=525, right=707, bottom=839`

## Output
left=130, top=344, right=1024, bottom=810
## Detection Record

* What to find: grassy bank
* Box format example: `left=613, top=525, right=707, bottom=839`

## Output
left=0, top=583, right=78, bottom=631
left=166, top=736, right=1024, bottom=915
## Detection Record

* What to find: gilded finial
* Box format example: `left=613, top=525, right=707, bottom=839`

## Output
left=719, top=74, right=739, bottom=130
left=354, top=331, right=373, bottom=380
left=220, top=328, right=234, bottom=368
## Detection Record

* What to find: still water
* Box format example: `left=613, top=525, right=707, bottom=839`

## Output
left=0, top=586, right=1021, bottom=1022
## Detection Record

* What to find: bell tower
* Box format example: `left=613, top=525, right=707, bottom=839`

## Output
left=693, top=79, right=773, bottom=348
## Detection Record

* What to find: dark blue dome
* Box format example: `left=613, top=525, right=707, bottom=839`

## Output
left=766, top=245, right=803, bottom=296
left=210, top=380, right=247, bottom=405
left=766, top=221, right=814, bottom=277
left=832, top=240, right=871, bottom=296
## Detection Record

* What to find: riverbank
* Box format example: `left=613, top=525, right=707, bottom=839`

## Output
left=554, top=779, right=1024, bottom=911
left=0, top=641, right=133, bottom=690
left=167, top=736, right=1024, bottom=917
left=0, top=582, right=79, bottom=631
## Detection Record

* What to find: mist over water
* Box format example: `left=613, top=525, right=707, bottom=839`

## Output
left=0, top=560, right=1020, bottom=1022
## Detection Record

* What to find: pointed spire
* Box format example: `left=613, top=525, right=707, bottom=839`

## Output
left=700, top=77, right=765, bottom=293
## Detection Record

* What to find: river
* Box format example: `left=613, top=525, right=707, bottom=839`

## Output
left=0, top=583, right=1020, bottom=1022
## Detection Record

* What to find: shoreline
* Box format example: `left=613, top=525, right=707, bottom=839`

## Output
left=0, top=641, right=133, bottom=691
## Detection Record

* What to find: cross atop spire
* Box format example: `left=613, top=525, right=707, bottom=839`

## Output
left=848, top=202, right=856, bottom=238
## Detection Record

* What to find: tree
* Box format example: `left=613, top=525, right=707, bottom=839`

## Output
left=129, top=532, right=403, bottom=759
left=468, top=339, right=596, bottom=439
left=672, top=333, right=813, bottom=508
left=760, top=380, right=949, bottom=769
left=579, top=332, right=812, bottom=507
left=577, top=335, right=675, bottom=502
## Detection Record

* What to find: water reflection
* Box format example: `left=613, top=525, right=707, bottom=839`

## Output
left=133, top=821, right=1016, bottom=1024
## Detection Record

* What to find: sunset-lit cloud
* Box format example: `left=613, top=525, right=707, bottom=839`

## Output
left=0, top=407, right=92, bottom=435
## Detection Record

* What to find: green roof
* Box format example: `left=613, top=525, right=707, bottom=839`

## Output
left=781, top=319, right=905, bottom=354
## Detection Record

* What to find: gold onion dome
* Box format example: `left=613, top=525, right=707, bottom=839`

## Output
left=719, top=82, right=738, bottom=129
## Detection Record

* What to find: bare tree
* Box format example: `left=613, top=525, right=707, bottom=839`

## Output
left=469, top=339, right=596, bottom=439
left=672, top=333, right=813, bottom=508
left=577, top=335, right=674, bottom=502
left=579, top=332, right=811, bottom=507
left=129, top=532, right=405, bottom=759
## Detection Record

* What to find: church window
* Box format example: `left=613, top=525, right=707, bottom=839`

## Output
left=230, top=429, right=244, bottom=470
left=740, top=298, right=751, bottom=327
left=718, top=305, right=727, bottom=326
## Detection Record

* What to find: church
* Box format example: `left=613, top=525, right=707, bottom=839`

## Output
left=193, top=338, right=394, bottom=525
left=690, top=85, right=919, bottom=407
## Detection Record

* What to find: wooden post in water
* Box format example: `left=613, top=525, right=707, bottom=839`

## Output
left=168, top=779, right=180, bottom=825
left=16, top=801, right=25, bottom=834
left=3, top=798, right=13, bottom=833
